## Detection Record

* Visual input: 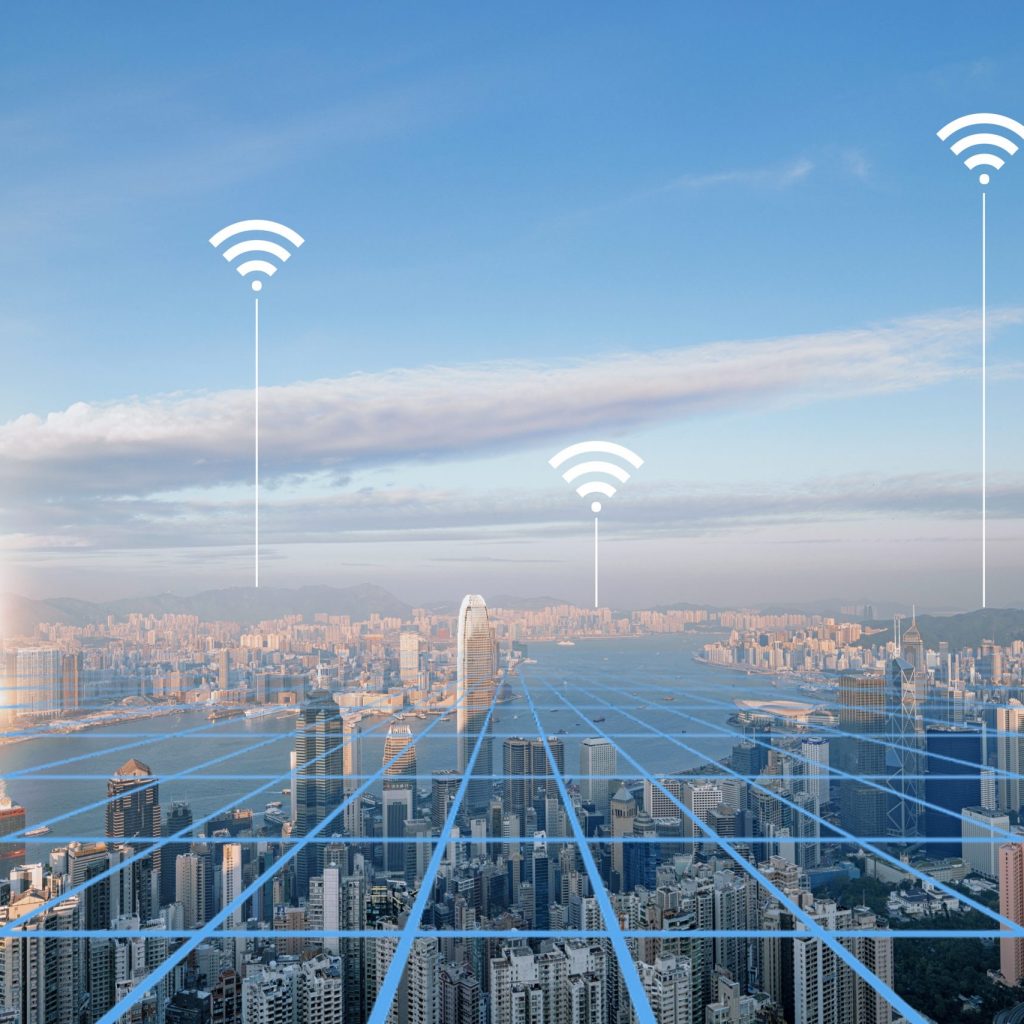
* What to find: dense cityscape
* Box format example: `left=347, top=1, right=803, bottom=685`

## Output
left=0, top=595, right=1022, bottom=1022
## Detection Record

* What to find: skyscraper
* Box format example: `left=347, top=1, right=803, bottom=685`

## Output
left=341, top=713, right=363, bottom=838
left=579, top=738, right=617, bottom=823
left=800, top=738, right=830, bottom=810
left=1001, top=842, right=1024, bottom=986
left=900, top=613, right=926, bottom=676
left=399, top=631, right=423, bottom=685
left=609, top=784, right=636, bottom=890
left=887, top=657, right=926, bottom=838
left=222, top=843, right=244, bottom=928
left=14, top=647, right=63, bottom=719
left=836, top=675, right=887, bottom=838
left=996, top=700, right=1024, bottom=814
left=382, top=721, right=417, bottom=873
left=161, top=800, right=193, bottom=908
left=923, top=725, right=982, bottom=857
left=294, top=690, right=344, bottom=895
left=502, top=736, right=563, bottom=826
left=431, top=769, right=462, bottom=831
left=106, top=758, right=162, bottom=914
left=456, top=595, right=498, bottom=813
left=793, top=903, right=893, bottom=1024
left=175, top=852, right=207, bottom=928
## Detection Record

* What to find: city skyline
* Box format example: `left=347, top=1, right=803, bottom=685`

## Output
left=5, top=591, right=1024, bottom=1021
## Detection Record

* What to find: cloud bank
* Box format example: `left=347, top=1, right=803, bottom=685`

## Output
left=2, top=308, right=1014, bottom=509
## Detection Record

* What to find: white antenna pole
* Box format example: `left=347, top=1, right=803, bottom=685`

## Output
left=594, top=516, right=599, bottom=609
left=981, top=188, right=988, bottom=609
left=254, top=296, right=260, bottom=589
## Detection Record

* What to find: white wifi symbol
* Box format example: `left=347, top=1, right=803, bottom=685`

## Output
left=209, top=219, right=305, bottom=291
left=549, top=440, right=644, bottom=514
left=937, top=112, right=1024, bottom=186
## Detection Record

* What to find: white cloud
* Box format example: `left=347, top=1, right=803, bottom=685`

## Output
left=663, top=157, right=815, bottom=191
left=2, top=307, right=1014, bottom=505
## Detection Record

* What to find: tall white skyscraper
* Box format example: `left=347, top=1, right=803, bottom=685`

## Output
left=800, top=738, right=830, bottom=810
left=456, top=595, right=498, bottom=813
left=580, top=737, right=617, bottom=822
left=399, top=632, right=423, bottom=685
left=222, top=842, right=243, bottom=928
left=175, top=852, right=206, bottom=928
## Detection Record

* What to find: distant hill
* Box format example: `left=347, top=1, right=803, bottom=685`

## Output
left=858, top=607, right=1024, bottom=650
left=0, top=583, right=412, bottom=635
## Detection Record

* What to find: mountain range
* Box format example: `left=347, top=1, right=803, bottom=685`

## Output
left=0, top=585, right=574, bottom=636
left=2, top=586, right=1021, bottom=649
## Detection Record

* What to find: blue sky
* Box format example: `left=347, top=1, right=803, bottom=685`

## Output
left=2, top=4, right=1024, bottom=610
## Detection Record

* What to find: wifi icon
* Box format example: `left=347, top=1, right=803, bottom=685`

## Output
left=209, top=219, right=305, bottom=291
left=549, top=440, right=645, bottom=514
left=549, top=441, right=644, bottom=608
left=937, top=112, right=1024, bottom=185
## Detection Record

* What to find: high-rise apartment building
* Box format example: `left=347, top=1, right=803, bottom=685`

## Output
left=175, top=852, right=207, bottom=928
left=221, top=843, right=244, bottom=928
left=1001, top=842, right=1024, bottom=986
left=638, top=954, right=692, bottom=1024
left=997, top=701, right=1024, bottom=814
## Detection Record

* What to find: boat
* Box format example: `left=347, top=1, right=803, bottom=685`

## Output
left=245, top=706, right=277, bottom=719
left=209, top=707, right=246, bottom=721
left=662, top=696, right=676, bottom=702
left=556, top=640, right=576, bottom=647
left=25, top=826, right=51, bottom=838
left=592, top=716, right=606, bottom=723
left=555, top=728, right=568, bottom=735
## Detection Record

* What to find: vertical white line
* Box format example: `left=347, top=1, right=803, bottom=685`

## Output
left=254, top=296, right=260, bottom=590
left=594, top=515, right=599, bottom=609
left=982, top=190, right=987, bottom=609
